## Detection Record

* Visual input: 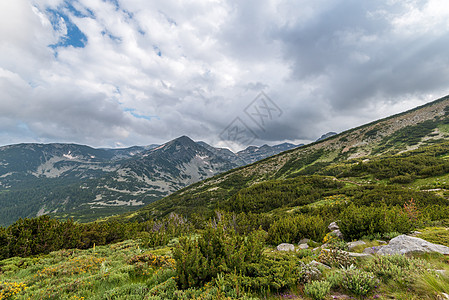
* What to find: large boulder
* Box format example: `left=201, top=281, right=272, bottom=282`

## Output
left=377, top=235, right=449, bottom=255
left=277, top=243, right=295, bottom=252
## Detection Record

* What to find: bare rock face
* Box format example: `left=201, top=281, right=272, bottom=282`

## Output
left=377, top=235, right=449, bottom=255
left=276, top=243, right=295, bottom=252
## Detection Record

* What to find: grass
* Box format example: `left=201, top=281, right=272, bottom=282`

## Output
left=416, top=227, right=449, bottom=247
left=2, top=237, right=449, bottom=299
left=304, top=194, right=350, bottom=209
left=350, top=240, right=385, bottom=253
left=0, top=240, right=173, bottom=300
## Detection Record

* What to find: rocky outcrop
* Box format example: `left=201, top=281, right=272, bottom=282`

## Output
left=276, top=243, right=295, bottom=251
left=377, top=235, right=449, bottom=255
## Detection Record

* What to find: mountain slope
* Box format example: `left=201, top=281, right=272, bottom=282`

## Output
left=0, top=137, right=242, bottom=225
left=236, top=142, right=303, bottom=164
left=129, top=94, right=449, bottom=221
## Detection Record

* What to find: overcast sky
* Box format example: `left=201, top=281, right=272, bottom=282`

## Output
left=1, top=0, right=449, bottom=150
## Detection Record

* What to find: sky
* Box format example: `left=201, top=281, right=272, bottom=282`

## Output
left=1, top=0, right=449, bottom=151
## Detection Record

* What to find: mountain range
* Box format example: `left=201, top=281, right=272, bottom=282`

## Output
left=125, top=94, right=449, bottom=221
left=0, top=136, right=303, bottom=225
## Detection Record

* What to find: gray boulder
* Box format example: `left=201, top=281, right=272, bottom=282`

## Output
left=309, top=260, right=331, bottom=269
left=347, top=240, right=366, bottom=250
left=332, top=229, right=344, bottom=239
left=328, top=221, right=339, bottom=231
left=437, top=293, right=449, bottom=300
left=346, top=251, right=371, bottom=258
left=321, top=248, right=371, bottom=258
left=298, top=238, right=310, bottom=244
left=298, top=243, right=309, bottom=250
left=377, top=235, right=449, bottom=255
left=277, top=243, right=295, bottom=252
left=362, top=246, right=384, bottom=255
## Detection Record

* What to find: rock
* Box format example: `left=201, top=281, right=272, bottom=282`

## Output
left=321, top=248, right=371, bottom=257
left=346, top=251, right=371, bottom=258
left=437, top=293, right=449, bottom=300
left=276, top=243, right=295, bottom=252
left=320, top=243, right=330, bottom=249
left=333, top=229, right=344, bottom=239
left=377, top=235, right=449, bottom=255
left=347, top=240, right=366, bottom=250
left=298, top=238, right=310, bottom=244
left=362, top=246, right=384, bottom=255
left=297, top=243, right=309, bottom=250
left=309, top=260, right=331, bottom=269
left=376, top=240, right=387, bottom=244
left=328, top=221, right=339, bottom=231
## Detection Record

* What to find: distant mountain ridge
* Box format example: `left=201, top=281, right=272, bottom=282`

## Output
left=128, top=94, right=449, bottom=221
left=316, top=132, right=337, bottom=142
left=0, top=136, right=303, bottom=225
left=197, top=141, right=303, bottom=166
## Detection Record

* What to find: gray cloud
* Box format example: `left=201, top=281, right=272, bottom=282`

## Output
left=1, top=0, right=449, bottom=149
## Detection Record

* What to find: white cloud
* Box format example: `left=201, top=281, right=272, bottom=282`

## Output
left=1, top=0, right=449, bottom=148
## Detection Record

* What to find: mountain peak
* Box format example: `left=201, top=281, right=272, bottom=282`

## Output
left=316, top=132, right=338, bottom=142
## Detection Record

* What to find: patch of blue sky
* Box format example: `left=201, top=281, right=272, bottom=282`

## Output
left=103, top=0, right=120, bottom=10
left=153, top=45, right=162, bottom=57
left=122, top=9, right=134, bottom=21
left=47, top=8, right=87, bottom=48
left=65, top=1, right=95, bottom=18
left=158, top=10, right=177, bottom=26
left=101, top=30, right=122, bottom=43
left=17, top=122, right=33, bottom=134
left=125, top=108, right=160, bottom=120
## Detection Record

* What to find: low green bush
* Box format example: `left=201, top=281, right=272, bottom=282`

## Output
left=304, top=280, right=331, bottom=300
left=339, top=204, right=413, bottom=240
left=317, top=249, right=355, bottom=268
left=267, top=214, right=327, bottom=245
left=364, top=255, right=431, bottom=285
left=298, top=261, right=322, bottom=284
left=340, top=269, right=377, bottom=296
left=172, top=222, right=266, bottom=289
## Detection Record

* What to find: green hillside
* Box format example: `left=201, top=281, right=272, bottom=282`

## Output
left=127, top=95, right=449, bottom=222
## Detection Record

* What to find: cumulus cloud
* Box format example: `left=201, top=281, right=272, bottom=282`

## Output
left=0, top=0, right=449, bottom=149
